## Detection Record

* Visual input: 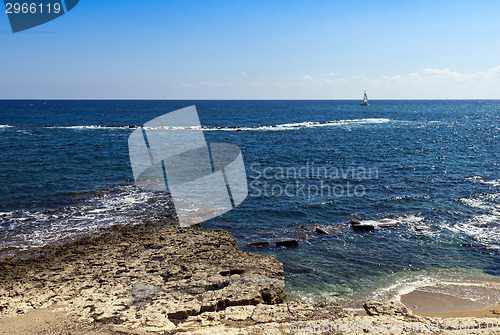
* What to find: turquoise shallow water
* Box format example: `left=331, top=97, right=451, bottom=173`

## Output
left=1, top=100, right=500, bottom=305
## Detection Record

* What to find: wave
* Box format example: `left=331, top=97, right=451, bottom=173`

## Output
left=447, top=210, right=500, bottom=248
left=357, top=214, right=425, bottom=228
left=0, top=118, right=393, bottom=132
left=0, top=185, right=176, bottom=257
left=228, top=118, right=392, bottom=131
left=290, top=272, right=500, bottom=309
left=466, top=176, right=500, bottom=187
left=373, top=274, right=500, bottom=303
left=59, top=125, right=135, bottom=130
left=0, top=125, right=13, bottom=129
left=447, top=190, right=500, bottom=248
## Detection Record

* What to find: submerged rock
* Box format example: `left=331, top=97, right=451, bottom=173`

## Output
left=414, top=225, right=431, bottom=231
left=303, top=224, right=323, bottom=231
left=291, top=231, right=313, bottom=240
left=275, top=239, right=299, bottom=247
left=246, top=241, right=270, bottom=247
left=378, top=223, right=399, bottom=229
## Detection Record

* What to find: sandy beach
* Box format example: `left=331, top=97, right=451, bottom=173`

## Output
left=401, top=285, right=500, bottom=317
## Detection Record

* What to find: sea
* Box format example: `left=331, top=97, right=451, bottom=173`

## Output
left=2, top=100, right=500, bottom=308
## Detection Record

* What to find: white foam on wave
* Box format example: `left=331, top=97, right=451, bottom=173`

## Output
left=466, top=176, right=500, bottom=187
left=358, top=214, right=425, bottom=228
left=448, top=190, right=500, bottom=247
left=460, top=197, right=492, bottom=210
left=447, top=219, right=500, bottom=248
left=289, top=272, right=500, bottom=309
left=0, top=125, right=12, bottom=129
left=137, top=118, right=393, bottom=131
left=373, top=276, right=436, bottom=302
left=371, top=271, right=500, bottom=305
left=32, top=118, right=393, bottom=132
left=373, top=274, right=500, bottom=303
left=60, top=125, right=133, bottom=130
left=389, top=195, right=431, bottom=201
left=213, top=118, right=392, bottom=131
left=0, top=185, right=175, bottom=253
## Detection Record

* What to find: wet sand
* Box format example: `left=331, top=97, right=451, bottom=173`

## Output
left=401, top=284, right=500, bottom=318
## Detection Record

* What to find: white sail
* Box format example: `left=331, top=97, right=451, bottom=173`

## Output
left=361, top=91, right=369, bottom=106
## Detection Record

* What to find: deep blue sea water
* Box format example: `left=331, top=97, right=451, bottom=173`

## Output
left=2, top=100, right=500, bottom=307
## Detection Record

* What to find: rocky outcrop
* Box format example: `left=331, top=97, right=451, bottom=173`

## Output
left=3, top=224, right=500, bottom=335
left=0, top=223, right=286, bottom=332
left=175, top=300, right=351, bottom=334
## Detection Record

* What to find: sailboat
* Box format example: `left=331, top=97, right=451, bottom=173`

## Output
left=360, top=91, right=369, bottom=106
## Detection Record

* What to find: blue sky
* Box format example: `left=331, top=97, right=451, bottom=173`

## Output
left=1, top=0, right=500, bottom=99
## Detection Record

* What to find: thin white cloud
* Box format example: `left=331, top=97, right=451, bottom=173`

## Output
left=199, top=81, right=233, bottom=88
left=240, top=72, right=248, bottom=76
left=168, top=66, right=500, bottom=99
left=383, top=66, right=500, bottom=84
left=363, top=66, right=500, bottom=98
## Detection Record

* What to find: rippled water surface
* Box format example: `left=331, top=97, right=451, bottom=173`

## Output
left=2, top=100, right=500, bottom=305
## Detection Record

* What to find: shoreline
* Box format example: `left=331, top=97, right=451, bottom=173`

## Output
left=2, top=223, right=500, bottom=334
left=401, top=285, right=500, bottom=318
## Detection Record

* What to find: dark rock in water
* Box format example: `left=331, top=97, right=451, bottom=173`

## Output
left=363, top=300, right=413, bottom=316
left=303, top=224, right=347, bottom=236
left=315, top=226, right=330, bottom=235
left=378, top=223, right=399, bottom=229
left=351, top=220, right=376, bottom=231
left=235, top=128, right=243, bottom=131
left=283, top=263, right=312, bottom=274
left=352, top=224, right=375, bottom=231
left=275, top=239, right=299, bottom=247
left=330, top=224, right=349, bottom=235
left=246, top=241, right=270, bottom=247
left=303, top=224, right=322, bottom=231
left=471, top=222, right=489, bottom=228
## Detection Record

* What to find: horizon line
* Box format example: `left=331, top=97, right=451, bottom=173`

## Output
left=1, top=98, right=500, bottom=101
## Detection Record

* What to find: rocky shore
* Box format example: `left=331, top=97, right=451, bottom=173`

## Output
left=1, top=223, right=500, bottom=334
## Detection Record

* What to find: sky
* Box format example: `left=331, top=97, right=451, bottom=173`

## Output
left=1, top=0, right=500, bottom=99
